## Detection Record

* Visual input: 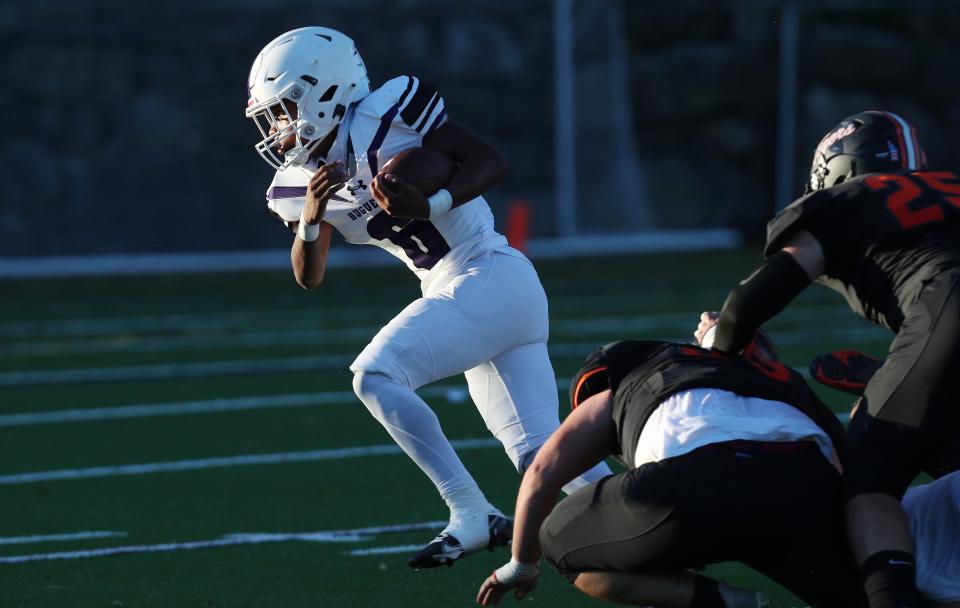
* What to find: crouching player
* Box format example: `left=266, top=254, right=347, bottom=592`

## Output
left=477, top=332, right=866, bottom=608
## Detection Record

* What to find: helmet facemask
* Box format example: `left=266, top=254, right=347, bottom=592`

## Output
left=246, top=82, right=326, bottom=170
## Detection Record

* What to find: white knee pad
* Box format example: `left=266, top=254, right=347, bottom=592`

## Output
left=352, top=369, right=380, bottom=401
left=352, top=370, right=406, bottom=418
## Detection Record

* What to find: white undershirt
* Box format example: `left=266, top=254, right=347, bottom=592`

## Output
left=902, top=470, right=960, bottom=602
left=634, top=388, right=836, bottom=469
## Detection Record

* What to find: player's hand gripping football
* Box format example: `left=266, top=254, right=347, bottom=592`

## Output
left=695, top=311, right=720, bottom=346
left=476, top=566, right=539, bottom=606
left=371, top=173, right=430, bottom=219
left=303, top=161, right=349, bottom=225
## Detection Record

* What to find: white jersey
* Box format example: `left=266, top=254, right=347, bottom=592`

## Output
left=266, top=75, right=509, bottom=292
left=634, top=388, right=837, bottom=469
left=902, top=471, right=960, bottom=603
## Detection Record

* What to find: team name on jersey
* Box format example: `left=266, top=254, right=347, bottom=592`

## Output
left=347, top=198, right=379, bottom=221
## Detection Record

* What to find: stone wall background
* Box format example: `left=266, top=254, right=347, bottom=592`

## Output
left=1, top=0, right=957, bottom=256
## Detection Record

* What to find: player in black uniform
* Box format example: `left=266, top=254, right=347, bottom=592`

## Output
left=476, top=335, right=866, bottom=608
left=703, top=111, right=960, bottom=608
left=810, top=348, right=960, bottom=479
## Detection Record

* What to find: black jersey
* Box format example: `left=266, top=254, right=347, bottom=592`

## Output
left=587, top=340, right=845, bottom=468
left=765, top=171, right=960, bottom=331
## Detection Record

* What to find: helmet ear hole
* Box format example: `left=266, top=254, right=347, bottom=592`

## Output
left=318, top=85, right=338, bottom=102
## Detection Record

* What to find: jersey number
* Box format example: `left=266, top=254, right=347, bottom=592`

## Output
left=366, top=212, right=451, bottom=270
left=865, top=172, right=960, bottom=230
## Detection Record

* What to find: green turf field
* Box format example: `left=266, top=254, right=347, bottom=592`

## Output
left=0, top=249, right=892, bottom=608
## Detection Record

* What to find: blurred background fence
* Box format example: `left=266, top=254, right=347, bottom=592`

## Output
left=1, top=0, right=958, bottom=273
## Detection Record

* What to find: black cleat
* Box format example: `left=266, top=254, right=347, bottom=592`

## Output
left=407, top=513, right=512, bottom=570
left=809, top=350, right=883, bottom=395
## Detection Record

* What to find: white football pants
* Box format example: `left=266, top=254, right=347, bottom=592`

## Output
left=350, top=249, right=610, bottom=505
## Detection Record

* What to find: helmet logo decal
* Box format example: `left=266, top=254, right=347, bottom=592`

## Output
left=819, top=123, right=856, bottom=151
left=881, top=111, right=919, bottom=170
left=881, top=139, right=900, bottom=164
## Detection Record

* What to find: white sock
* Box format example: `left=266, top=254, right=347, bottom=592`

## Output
left=443, top=484, right=493, bottom=519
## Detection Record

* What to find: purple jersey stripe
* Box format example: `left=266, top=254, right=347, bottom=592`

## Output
left=367, top=104, right=401, bottom=175
left=414, top=93, right=441, bottom=132
left=267, top=186, right=308, bottom=199
left=424, top=109, right=447, bottom=138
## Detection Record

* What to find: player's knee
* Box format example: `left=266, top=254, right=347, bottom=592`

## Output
left=352, top=370, right=390, bottom=403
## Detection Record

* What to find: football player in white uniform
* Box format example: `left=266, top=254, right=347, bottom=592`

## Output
left=245, top=27, right=611, bottom=569
left=902, top=471, right=960, bottom=607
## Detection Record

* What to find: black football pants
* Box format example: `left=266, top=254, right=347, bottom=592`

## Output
left=540, top=442, right=866, bottom=607
left=846, top=269, right=960, bottom=497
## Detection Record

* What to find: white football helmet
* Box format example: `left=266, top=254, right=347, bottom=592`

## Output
left=246, top=27, right=370, bottom=170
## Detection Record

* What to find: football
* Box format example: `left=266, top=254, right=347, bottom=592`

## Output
left=380, top=147, right=456, bottom=195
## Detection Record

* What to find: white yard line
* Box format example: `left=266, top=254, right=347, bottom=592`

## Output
left=0, top=438, right=500, bottom=486
left=0, top=531, right=127, bottom=546
left=0, top=323, right=887, bottom=388
left=345, top=544, right=424, bottom=557
left=0, top=327, right=380, bottom=357
left=0, top=363, right=836, bottom=429
left=0, top=355, right=351, bottom=387
left=0, top=303, right=851, bottom=341
left=0, top=391, right=359, bottom=427
left=0, top=521, right=447, bottom=564
left=0, top=384, right=480, bottom=428
left=0, top=539, right=264, bottom=564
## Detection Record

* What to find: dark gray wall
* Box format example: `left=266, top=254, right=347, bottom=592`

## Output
left=2, top=0, right=958, bottom=256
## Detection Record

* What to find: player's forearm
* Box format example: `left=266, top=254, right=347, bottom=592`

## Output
left=423, top=121, right=508, bottom=206
left=444, top=148, right=508, bottom=206
left=291, top=224, right=332, bottom=289
left=511, top=467, right=563, bottom=564
left=713, top=251, right=812, bottom=354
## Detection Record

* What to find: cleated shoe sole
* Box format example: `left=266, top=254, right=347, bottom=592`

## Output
left=809, top=350, right=882, bottom=395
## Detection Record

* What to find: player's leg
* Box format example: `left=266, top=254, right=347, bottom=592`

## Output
left=540, top=461, right=725, bottom=608
left=350, top=294, right=506, bottom=568
left=351, top=252, right=552, bottom=566
left=451, top=250, right=612, bottom=490
left=351, top=370, right=484, bottom=506
left=574, top=571, right=767, bottom=608
left=541, top=443, right=864, bottom=607
left=844, top=271, right=960, bottom=608
left=464, top=342, right=612, bottom=495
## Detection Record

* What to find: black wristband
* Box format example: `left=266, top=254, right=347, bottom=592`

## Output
left=713, top=251, right=812, bottom=354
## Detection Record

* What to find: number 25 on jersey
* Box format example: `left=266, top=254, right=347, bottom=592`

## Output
left=866, top=171, right=960, bottom=231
